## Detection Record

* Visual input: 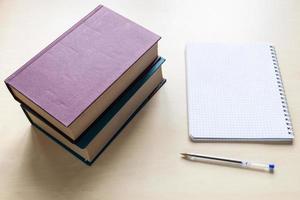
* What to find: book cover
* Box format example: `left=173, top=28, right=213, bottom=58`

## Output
left=5, top=5, right=160, bottom=129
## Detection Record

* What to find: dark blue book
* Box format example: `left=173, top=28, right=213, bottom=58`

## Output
left=21, top=57, right=166, bottom=165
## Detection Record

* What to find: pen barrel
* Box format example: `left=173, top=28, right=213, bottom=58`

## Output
left=182, top=153, right=275, bottom=172
left=241, top=161, right=270, bottom=171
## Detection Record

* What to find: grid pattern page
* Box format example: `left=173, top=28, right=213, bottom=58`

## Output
left=186, top=43, right=294, bottom=141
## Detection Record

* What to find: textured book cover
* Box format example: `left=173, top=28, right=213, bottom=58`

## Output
left=5, top=5, right=160, bottom=128
left=22, top=57, right=166, bottom=165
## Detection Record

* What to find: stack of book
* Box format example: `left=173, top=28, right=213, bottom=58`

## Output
left=4, top=5, right=165, bottom=165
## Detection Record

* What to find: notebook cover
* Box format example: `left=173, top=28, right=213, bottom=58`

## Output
left=22, top=79, right=166, bottom=165
left=5, top=5, right=160, bottom=127
left=22, top=57, right=165, bottom=147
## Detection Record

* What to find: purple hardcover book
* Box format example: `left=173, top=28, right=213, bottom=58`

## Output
left=5, top=5, right=161, bottom=140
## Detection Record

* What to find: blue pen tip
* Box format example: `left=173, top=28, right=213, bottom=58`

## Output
left=268, top=164, right=275, bottom=172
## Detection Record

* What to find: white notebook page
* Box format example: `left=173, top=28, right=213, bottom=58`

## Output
left=186, top=43, right=294, bottom=141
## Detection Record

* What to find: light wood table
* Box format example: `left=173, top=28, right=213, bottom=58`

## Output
left=1, top=0, right=300, bottom=199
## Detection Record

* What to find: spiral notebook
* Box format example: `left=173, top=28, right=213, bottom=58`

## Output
left=186, top=43, right=294, bottom=142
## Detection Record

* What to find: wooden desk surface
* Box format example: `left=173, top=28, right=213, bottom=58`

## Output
left=1, top=0, right=299, bottom=199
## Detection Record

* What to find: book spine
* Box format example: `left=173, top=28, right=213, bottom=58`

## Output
left=270, top=45, right=294, bottom=136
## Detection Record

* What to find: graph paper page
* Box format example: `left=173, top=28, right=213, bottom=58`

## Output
left=186, top=43, right=293, bottom=141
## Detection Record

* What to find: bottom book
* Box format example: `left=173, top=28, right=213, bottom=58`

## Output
left=21, top=57, right=166, bottom=165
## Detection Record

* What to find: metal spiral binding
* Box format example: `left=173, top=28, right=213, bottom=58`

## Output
left=270, top=45, right=293, bottom=135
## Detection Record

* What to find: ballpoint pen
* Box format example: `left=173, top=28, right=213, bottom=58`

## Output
left=181, top=153, right=275, bottom=172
